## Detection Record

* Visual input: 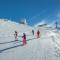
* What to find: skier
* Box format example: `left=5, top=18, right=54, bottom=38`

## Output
left=32, top=29, right=34, bottom=35
left=22, top=33, right=27, bottom=45
left=14, top=31, right=18, bottom=41
left=37, top=30, right=40, bottom=38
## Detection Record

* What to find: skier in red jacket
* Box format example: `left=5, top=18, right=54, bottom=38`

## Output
left=37, top=30, right=40, bottom=38
left=22, top=33, right=27, bottom=45
left=14, top=31, right=18, bottom=41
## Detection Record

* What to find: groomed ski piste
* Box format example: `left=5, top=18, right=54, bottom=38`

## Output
left=0, top=19, right=60, bottom=60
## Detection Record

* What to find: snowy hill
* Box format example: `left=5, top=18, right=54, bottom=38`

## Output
left=0, top=19, right=60, bottom=60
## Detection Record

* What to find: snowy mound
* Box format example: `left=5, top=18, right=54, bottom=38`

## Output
left=0, top=19, right=60, bottom=60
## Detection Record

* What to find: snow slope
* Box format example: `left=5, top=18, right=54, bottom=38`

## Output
left=0, top=19, right=60, bottom=60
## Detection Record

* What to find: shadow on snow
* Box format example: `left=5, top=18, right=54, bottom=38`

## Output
left=0, top=37, right=40, bottom=53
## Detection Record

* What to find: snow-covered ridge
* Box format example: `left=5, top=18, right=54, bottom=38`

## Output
left=0, top=19, right=32, bottom=31
left=0, top=19, right=19, bottom=29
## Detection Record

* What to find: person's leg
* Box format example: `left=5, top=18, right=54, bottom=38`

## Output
left=23, top=39, right=26, bottom=45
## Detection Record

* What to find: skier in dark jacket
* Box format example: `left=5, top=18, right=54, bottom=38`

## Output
left=32, top=30, right=34, bottom=35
